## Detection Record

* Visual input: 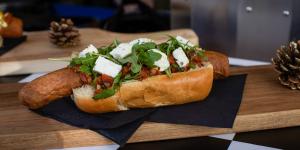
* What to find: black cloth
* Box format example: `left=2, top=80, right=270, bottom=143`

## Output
left=33, top=74, right=247, bottom=145
left=148, top=74, right=247, bottom=128
left=0, top=36, right=27, bottom=56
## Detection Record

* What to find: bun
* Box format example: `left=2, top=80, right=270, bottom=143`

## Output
left=72, top=63, right=213, bottom=113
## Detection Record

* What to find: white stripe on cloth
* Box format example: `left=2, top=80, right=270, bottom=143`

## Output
left=50, top=144, right=119, bottom=150
left=228, top=141, right=281, bottom=150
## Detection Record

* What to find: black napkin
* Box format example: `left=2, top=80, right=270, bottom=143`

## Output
left=34, top=98, right=155, bottom=145
left=0, top=36, right=27, bottom=56
left=148, top=74, right=247, bottom=128
left=33, top=74, right=247, bottom=145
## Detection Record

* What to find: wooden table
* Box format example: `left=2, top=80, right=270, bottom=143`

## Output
left=0, top=28, right=198, bottom=76
left=1, top=65, right=300, bottom=149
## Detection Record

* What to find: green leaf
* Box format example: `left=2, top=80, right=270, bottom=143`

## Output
left=132, top=42, right=156, bottom=52
left=118, top=49, right=142, bottom=74
left=165, top=68, right=172, bottom=77
left=196, top=50, right=205, bottom=57
left=113, top=39, right=120, bottom=47
left=79, top=65, right=92, bottom=75
left=81, top=54, right=98, bottom=66
left=189, top=63, right=196, bottom=69
left=113, top=73, right=122, bottom=87
left=139, top=50, right=162, bottom=68
left=131, top=63, right=142, bottom=73
left=93, top=88, right=116, bottom=100
left=124, top=73, right=139, bottom=81
left=98, top=40, right=119, bottom=55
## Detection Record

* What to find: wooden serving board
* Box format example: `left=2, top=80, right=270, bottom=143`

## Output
left=1, top=65, right=300, bottom=149
left=0, top=28, right=198, bottom=76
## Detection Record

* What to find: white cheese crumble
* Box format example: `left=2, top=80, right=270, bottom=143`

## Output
left=79, top=44, right=98, bottom=57
left=93, top=56, right=122, bottom=78
left=109, top=43, right=132, bottom=59
left=149, top=49, right=170, bottom=71
left=129, top=38, right=154, bottom=46
left=176, top=36, right=194, bottom=47
left=172, top=47, right=189, bottom=67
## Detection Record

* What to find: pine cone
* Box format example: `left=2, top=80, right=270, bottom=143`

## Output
left=49, top=18, right=80, bottom=47
left=271, top=41, right=300, bottom=90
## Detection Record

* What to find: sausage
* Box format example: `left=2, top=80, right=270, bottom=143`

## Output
left=19, top=67, right=83, bottom=109
left=205, top=51, right=230, bottom=79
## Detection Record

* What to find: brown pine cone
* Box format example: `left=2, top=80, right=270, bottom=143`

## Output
left=272, top=40, right=300, bottom=90
left=49, top=18, right=80, bottom=47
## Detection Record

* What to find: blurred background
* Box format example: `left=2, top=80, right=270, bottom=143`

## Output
left=1, top=0, right=300, bottom=61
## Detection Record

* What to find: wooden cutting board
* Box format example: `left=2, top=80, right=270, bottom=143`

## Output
left=1, top=65, right=300, bottom=149
left=0, top=28, right=198, bottom=76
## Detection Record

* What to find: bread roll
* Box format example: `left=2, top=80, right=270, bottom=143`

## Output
left=73, top=63, right=213, bottom=113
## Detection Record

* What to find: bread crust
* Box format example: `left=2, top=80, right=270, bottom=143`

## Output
left=19, top=67, right=82, bottom=109
left=73, top=63, right=213, bottom=113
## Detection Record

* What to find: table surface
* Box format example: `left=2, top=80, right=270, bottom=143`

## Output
left=1, top=65, right=300, bottom=149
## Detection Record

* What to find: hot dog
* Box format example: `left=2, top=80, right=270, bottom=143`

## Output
left=19, top=36, right=229, bottom=113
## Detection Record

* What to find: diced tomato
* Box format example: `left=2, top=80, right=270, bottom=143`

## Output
left=192, top=56, right=202, bottom=63
left=171, top=66, right=178, bottom=73
left=187, top=51, right=196, bottom=58
left=96, top=75, right=102, bottom=85
left=168, top=55, right=176, bottom=64
left=79, top=73, right=92, bottom=84
left=101, top=74, right=114, bottom=88
left=138, top=67, right=150, bottom=80
left=94, top=89, right=102, bottom=95
left=121, top=63, right=131, bottom=76
left=150, top=68, right=160, bottom=76
left=184, top=65, right=190, bottom=71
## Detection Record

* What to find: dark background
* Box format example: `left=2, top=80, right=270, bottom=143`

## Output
left=0, top=0, right=170, bottom=32
left=1, top=0, right=300, bottom=61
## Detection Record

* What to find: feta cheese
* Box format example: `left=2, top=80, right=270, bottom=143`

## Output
left=93, top=56, right=122, bottom=78
left=109, top=43, right=132, bottom=59
left=172, top=47, right=189, bottom=67
left=129, top=38, right=154, bottom=46
left=79, top=44, right=98, bottom=57
left=176, top=36, right=194, bottom=47
left=149, top=49, right=170, bottom=71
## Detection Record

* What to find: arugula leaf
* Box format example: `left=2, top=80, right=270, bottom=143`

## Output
left=118, top=49, right=142, bottom=74
left=132, top=42, right=156, bottom=52
left=196, top=49, right=205, bottom=57
left=131, top=63, right=142, bottom=73
left=189, top=63, right=196, bottom=69
left=113, top=73, right=122, bottom=87
left=124, top=73, right=139, bottom=81
left=69, top=53, right=98, bottom=75
left=165, top=68, right=172, bottom=77
left=98, top=40, right=119, bottom=55
left=93, top=88, right=116, bottom=99
left=113, top=39, right=120, bottom=47
left=157, top=43, right=169, bottom=53
left=81, top=54, right=98, bottom=66
left=139, top=50, right=162, bottom=68
left=79, top=65, right=92, bottom=75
